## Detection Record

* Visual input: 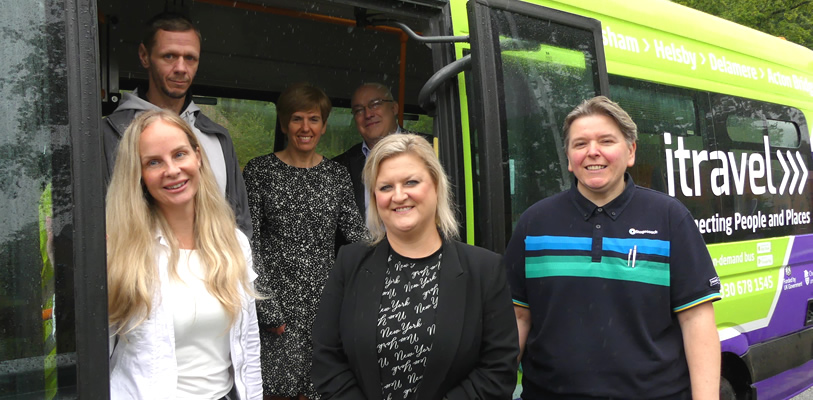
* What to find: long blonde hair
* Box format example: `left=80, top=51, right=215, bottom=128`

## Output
left=362, top=133, right=459, bottom=245
left=106, top=110, right=253, bottom=332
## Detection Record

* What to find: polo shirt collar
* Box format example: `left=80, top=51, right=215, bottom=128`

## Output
left=569, top=172, right=636, bottom=221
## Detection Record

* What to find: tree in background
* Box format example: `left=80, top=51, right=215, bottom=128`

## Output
left=673, top=0, right=813, bottom=50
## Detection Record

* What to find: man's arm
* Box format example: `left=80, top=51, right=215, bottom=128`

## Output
left=515, top=306, right=531, bottom=363
left=101, top=117, right=125, bottom=187
left=677, top=301, right=720, bottom=400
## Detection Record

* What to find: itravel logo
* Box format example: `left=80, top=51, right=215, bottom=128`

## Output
left=663, top=133, right=808, bottom=198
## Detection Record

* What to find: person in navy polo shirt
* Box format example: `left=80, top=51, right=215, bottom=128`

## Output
left=506, top=96, right=722, bottom=400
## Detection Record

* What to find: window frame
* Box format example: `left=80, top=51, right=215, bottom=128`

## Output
left=66, top=0, right=110, bottom=397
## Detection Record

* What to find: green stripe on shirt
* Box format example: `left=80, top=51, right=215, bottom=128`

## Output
left=526, top=255, right=670, bottom=286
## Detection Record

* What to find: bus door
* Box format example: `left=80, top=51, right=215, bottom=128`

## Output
left=464, top=0, right=609, bottom=252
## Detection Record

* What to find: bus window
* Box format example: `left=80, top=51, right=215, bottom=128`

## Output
left=610, top=77, right=813, bottom=244
left=499, top=16, right=604, bottom=229
left=713, top=95, right=812, bottom=242
left=767, top=120, right=800, bottom=148
left=196, top=97, right=277, bottom=168
left=1, top=0, right=106, bottom=397
left=319, top=108, right=364, bottom=159
left=1, top=3, right=66, bottom=396
left=610, top=76, right=722, bottom=243
left=726, top=115, right=767, bottom=144
left=466, top=0, right=607, bottom=249
left=402, top=113, right=435, bottom=140
left=611, top=81, right=699, bottom=138
left=197, top=98, right=433, bottom=168
left=98, top=0, right=438, bottom=127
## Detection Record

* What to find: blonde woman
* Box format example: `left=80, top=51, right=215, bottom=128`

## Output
left=312, top=134, right=519, bottom=400
left=107, top=109, right=262, bottom=399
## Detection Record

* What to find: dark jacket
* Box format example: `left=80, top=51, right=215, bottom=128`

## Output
left=312, top=239, right=519, bottom=400
left=102, top=91, right=252, bottom=238
left=332, top=142, right=367, bottom=218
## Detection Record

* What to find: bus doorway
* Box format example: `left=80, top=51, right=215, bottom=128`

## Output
left=97, top=0, right=446, bottom=168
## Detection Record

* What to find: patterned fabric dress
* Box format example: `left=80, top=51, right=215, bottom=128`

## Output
left=243, top=153, right=366, bottom=398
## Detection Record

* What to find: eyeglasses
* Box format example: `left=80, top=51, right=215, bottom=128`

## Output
left=351, top=98, right=394, bottom=117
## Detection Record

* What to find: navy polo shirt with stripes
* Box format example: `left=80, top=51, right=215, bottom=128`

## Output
left=506, top=174, right=721, bottom=399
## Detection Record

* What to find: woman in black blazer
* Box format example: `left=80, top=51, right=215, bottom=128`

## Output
left=312, top=134, right=519, bottom=400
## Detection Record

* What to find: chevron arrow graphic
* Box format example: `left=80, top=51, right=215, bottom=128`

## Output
left=787, top=150, right=800, bottom=195
left=777, top=150, right=790, bottom=195
left=795, top=151, right=809, bottom=195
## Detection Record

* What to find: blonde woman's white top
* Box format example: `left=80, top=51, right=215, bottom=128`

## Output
left=169, top=249, right=232, bottom=399
left=109, top=230, right=262, bottom=400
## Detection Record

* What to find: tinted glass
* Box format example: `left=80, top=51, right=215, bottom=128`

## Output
left=612, top=77, right=721, bottom=243
left=725, top=114, right=800, bottom=148
left=767, top=119, right=800, bottom=148
left=488, top=9, right=602, bottom=228
left=198, top=98, right=278, bottom=168
left=612, top=83, right=698, bottom=137
left=1, top=0, right=76, bottom=397
left=199, top=99, right=433, bottom=167
left=713, top=95, right=812, bottom=241
left=609, top=75, right=813, bottom=244
left=726, top=115, right=765, bottom=144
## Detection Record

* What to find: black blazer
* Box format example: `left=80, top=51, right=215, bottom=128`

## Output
left=312, top=239, right=519, bottom=400
left=332, top=142, right=367, bottom=218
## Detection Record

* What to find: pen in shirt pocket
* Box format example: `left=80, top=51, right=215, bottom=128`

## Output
left=627, top=245, right=637, bottom=268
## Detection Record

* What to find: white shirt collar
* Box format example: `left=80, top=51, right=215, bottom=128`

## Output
left=361, top=125, right=404, bottom=158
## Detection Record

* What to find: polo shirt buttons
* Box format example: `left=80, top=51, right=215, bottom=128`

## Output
left=597, top=207, right=603, bottom=213
left=611, top=211, right=616, bottom=216
left=595, top=224, right=601, bottom=229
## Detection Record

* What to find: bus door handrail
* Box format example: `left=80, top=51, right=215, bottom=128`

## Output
left=385, top=20, right=469, bottom=43
left=370, top=21, right=471, bottom=115
left=419, top=55, right=471, bottom=116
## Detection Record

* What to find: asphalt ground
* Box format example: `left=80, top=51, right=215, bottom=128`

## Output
left=793, top=385, right=813, bottom=400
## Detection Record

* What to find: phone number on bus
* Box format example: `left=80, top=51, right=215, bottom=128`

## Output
left=719, top=275, right=774, bottom=299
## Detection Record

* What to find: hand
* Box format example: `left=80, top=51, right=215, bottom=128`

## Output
left=266, top=323, right=286, bottom=336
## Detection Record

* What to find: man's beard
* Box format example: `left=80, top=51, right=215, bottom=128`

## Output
left=162, top=86, right=188, bottom=99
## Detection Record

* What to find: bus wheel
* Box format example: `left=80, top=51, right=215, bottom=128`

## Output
left=720, top=376, right=737, bottom=400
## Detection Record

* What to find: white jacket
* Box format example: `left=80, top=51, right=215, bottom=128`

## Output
left=109, top=230, right=262, bottom=399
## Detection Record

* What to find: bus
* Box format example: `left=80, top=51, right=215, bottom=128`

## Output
left=1, top=0, right=811, bottom=398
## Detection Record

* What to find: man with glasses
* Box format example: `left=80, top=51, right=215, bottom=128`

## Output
left=333, top=83, right=431, bottom=220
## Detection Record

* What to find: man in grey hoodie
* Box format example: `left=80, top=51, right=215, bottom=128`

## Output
left=102, top=12, right=251, bottom=237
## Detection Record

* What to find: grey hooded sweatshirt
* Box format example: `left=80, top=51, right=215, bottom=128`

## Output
left=102, top=89, right=252, bottom=238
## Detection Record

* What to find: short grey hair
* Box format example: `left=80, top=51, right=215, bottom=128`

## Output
left=562, top=96, right=637, bottom=149
left=353, top=82, right=394, bottom=102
